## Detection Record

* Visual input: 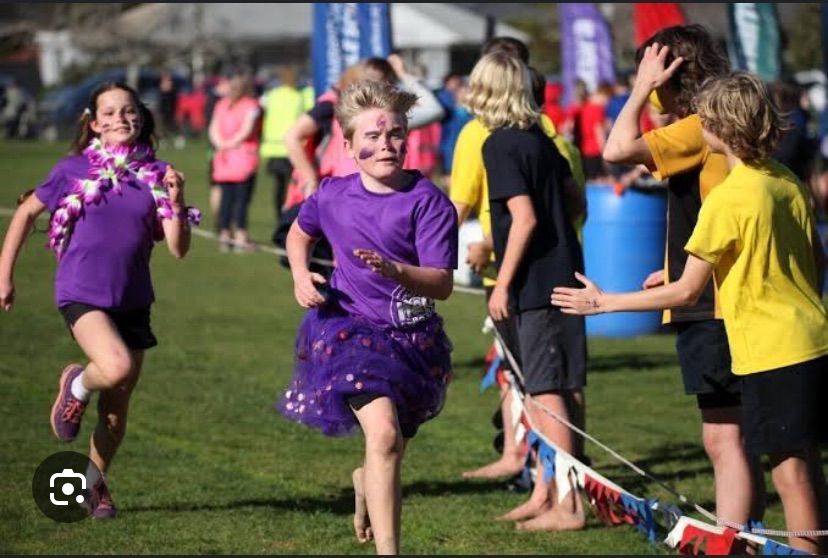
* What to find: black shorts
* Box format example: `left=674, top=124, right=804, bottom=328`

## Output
left=514, top=307, right=587, bottom=394
left=742, top=355, right=828, bottom=456
left=59, top=303, right=158, bottom=351
left=347, top=393, right=417, bottom=439
left=674, top=320, right=741, bottom=409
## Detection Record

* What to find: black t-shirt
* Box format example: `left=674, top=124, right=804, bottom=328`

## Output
left=483, top=124, right=584, bottom=312
left=307, top=100, right=335, bottom=139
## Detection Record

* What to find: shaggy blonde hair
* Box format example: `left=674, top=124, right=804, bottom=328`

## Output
left=696, top=72, right=790, bottom=163
left=335, top=79, right=418, bottom=140
left=465, top=52, right=539, bottom=130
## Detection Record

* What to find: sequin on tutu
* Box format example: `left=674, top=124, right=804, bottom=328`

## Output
left=276, top=306, right=453, bottom=437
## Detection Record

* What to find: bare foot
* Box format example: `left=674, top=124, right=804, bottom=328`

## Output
left=462, top=456, right=525, bottom=479
left=496, top=493, right=551, bottom=522
left=515, top=505, right=586, bottom=532
left=352, top=467, right=373, bottom=544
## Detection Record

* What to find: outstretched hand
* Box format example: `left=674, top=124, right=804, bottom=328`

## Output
left=550, top=272, right=604, bottom=315
left=634, top=42, right=684, bottom=93
left=353, top=249, right=400, bottom=280
left=294, top=272, right=327, bottom=308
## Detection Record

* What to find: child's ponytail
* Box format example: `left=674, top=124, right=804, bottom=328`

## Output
left=69, top=106, right=94, bottom=155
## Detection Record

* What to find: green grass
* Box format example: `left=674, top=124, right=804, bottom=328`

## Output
left=0, top=138, right=790, bottom=554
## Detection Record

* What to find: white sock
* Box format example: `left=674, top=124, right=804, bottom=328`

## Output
left=70, top=371, right=91, bottom=402
left=85, top=461, right=102, bottom=489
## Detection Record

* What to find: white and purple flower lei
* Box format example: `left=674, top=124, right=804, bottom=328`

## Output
left=47, top=138, right=201, bottom=258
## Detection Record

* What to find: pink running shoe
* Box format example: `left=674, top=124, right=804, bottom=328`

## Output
left=90, top=479, right=117, bottom=519
left=50, top=364, right=87, bottom=442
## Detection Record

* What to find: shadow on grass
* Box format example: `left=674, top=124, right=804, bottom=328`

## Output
left=127, top=479, right=506, bottom=516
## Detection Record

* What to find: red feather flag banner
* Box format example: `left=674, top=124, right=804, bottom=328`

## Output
left=634, top=3, right=686, bottom=47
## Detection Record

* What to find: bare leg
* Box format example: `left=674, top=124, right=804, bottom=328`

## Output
left=769, top=451, right=822, bottom=553
left=352, top=466, right=373, bottom=544
left=71, top=311, right=139, bottom=394
left=701, top=407, right=753, bottom=526
left=514, top=392, right=585, bottom=532
left=565, top=389, right=586, bottom=460
left=351, top=397, right=404, bottom=555
left=496, top=457, right=551, bottom=521
left=463, top=385, right=524, bottom=479
left=88, top=350, right=144, bottom=475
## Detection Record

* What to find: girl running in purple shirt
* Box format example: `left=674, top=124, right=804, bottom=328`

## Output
left=278, top=79, right=458, bottom=554
left=0, top=82, right=200, bottom=518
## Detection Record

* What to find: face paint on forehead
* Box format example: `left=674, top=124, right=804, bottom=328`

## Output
left=376, top=116, right=387, bottom=131
left=358, top=147, right=375, bottom=160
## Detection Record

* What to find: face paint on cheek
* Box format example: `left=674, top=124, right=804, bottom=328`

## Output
left=358, top=147, right=375, bottom=160
left=398, top=142, right=407, bottom=159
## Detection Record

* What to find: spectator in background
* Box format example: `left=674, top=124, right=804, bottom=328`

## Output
left=2, top=78, right=28, bottom=140
left=542, top=82, right=566, bottom=131
left=206, top=75, right=231, bottom=230
left=209, top=67, right=262, bottom=253
left=158, top=70, right=179, bottom=143
left=577, top=81, right=613, bottom=181
left=771, top=79, right=817, bottom=184
left=605, top=72, right=633, bottom=127
left=436, top=73, right=472, bottom=179
left=563, top=79, right=588, bottom=150
left=176, top=75, right=208, bottom=137
left=260, top=66, right=305, bottom=222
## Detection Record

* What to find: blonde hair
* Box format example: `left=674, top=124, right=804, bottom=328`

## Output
left=335, top=80, right=418, bottom=140
left=696, top=72, right=790, bottom=163
left=465, top=52, right=539, bottom=130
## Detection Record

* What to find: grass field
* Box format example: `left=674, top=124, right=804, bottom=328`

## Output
left=0, top=138, right=797, bottom=554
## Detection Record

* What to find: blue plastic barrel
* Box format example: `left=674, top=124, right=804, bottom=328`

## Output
left=581, top=184, right=667, bottom=337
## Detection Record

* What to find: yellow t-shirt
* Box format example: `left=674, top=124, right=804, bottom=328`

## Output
left=449, top=115, right=582, bottom=286
left=643, top=114, right=729, bottom=324
left=684, top=161, right=828, bottom=375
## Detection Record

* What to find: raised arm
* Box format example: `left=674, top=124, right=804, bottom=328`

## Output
left=603, top=43, right=683, bottom=165
left=0, top=193, right=48, bottom=310
left=160, top=166, right=191, bottom=259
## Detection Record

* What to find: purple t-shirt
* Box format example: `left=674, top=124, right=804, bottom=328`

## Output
left=35, top=155, right=167, bottom=310
left=297, top=171, right=458, bottom=328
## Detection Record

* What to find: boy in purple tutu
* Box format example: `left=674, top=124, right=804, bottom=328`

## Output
left=278, top=79, right=458, bottom=554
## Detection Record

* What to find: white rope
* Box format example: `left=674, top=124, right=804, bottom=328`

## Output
left=489, top=324, right=828, bottom=540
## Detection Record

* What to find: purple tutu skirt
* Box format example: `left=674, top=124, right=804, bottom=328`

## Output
left=276, top=307, right=453, bottom=437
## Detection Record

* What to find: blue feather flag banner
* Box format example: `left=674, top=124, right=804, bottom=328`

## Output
left=311, top=3, right=392, bottom=95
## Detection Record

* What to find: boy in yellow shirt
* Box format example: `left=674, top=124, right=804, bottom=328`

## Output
left=552, top=72, right=828, bottom=553
left=602, top=25, right=757, bottom=531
